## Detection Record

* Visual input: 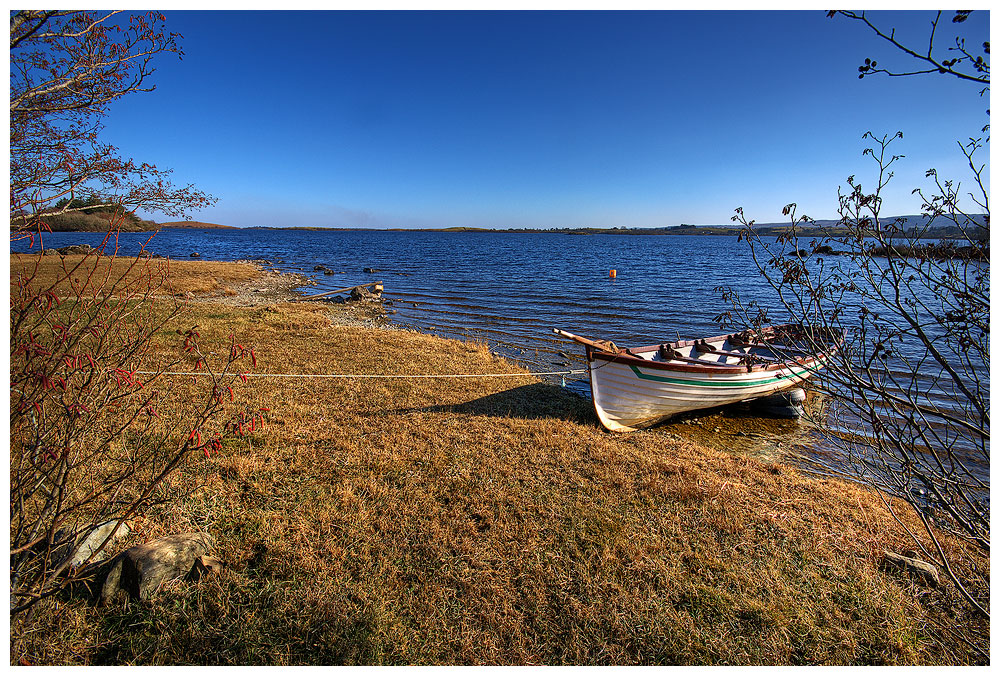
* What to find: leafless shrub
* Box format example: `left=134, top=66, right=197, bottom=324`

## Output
left=717, top=131, right=988, bottom=617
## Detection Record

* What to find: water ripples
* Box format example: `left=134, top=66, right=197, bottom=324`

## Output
left=14, top=228, right=987, bottom=484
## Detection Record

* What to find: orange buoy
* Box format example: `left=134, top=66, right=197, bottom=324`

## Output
left=609, top=269, right=617, bottom=278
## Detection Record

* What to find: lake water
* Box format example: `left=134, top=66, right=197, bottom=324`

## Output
left=12, top=228, right=988, bottom=485
left=13, top=228, right=768, bottom=351
left=12, top=228, right=776, bottom=377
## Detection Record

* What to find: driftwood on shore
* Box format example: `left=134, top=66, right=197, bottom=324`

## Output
left=296, top=281, right=383, bottom=301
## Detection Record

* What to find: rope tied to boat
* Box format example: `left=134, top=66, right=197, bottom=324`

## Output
left=130, top=369, right=588, bottom=381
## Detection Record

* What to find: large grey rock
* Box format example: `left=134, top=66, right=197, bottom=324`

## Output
left=55, top=520, right=131, bottom=569
left=56, top=244, right=93, bottom=255
left=882, top=550, right=940, bottom=587
left=100, top=532, right=214, bottom=604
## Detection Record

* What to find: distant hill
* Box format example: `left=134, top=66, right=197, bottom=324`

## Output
left=745, top=213, right=987, bottom=240
left=159, top=221, right=236, bottom=229
left=26, top=209, right=157, bottom=232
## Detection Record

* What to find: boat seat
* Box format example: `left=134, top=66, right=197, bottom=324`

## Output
left=657, top=344, right=734, bottom=367
left=703, top=348, right=781, bottom=363
left=740, top=342, right=811, bottom=356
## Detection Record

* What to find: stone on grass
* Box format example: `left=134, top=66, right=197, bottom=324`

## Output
left=100, top=532, right=214, bottom=604
left=55, top=520, right=131, bottom=570
left=190, top=555, right=224, bottom=580
left=882, top=550, right=940, bottom=587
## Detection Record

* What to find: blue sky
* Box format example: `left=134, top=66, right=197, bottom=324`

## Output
left=101, top=9, right=990, bottom=228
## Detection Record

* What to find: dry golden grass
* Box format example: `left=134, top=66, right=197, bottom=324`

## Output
left=9, top=258, right=989, bottom=665
left=10, top=253, right=260, bottom=296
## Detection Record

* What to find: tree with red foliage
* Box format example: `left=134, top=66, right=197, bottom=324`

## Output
left=9, top=10, right=215, bottom=233
left=9, top=11, right=250, bottom=617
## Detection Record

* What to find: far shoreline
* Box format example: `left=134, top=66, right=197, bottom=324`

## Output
left=37, top=213, right=983, bottom=241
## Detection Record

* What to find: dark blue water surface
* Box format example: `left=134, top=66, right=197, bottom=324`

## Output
left=13, top=227, right=987, bottom=485
left=14, top=228, right=767, bottom=368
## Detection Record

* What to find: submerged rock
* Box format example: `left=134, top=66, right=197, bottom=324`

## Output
left=750, top=388, right=806, bottom=418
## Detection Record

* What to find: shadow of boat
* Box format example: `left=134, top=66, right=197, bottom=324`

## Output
left=394, top=382, right=593, bottom=423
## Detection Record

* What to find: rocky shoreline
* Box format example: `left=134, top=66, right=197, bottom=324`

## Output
left=182, top=260, right=317, bottom=306
left=203, top=260, right=392, bottom=328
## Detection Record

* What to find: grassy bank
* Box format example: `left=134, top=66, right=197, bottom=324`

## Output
left=10, top=252, right=261, bottom=296
left=9, top=256, right=988, bottom=665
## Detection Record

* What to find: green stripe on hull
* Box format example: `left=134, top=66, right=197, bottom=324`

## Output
left=627, top=364, right=814, bottom=387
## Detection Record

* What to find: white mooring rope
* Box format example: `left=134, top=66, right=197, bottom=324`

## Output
left=132, top=369, right=588, bottom=380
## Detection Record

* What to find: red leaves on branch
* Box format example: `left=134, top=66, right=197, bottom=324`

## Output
left=186, top=428, right=223, bottom=459
left=67, top=403, right=90, bottom=417
left=182, top=328, right=200, bottom=353
left=16, top=341, right=52, bottom=359
left=111, top=367, right=142, bottom=389
left=224, top=408, right=269, bottom=438
left=8, top=10, right=237, bottom=617
left=38, top=446, right=70, bottom=464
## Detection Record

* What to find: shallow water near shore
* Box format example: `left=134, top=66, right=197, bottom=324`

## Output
left=14, top=228, right=987, bottom=484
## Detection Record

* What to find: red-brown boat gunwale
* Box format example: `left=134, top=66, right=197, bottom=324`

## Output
left=587, top=349, right=823, bottom=374
left=586, top=327, right=830, bottom=375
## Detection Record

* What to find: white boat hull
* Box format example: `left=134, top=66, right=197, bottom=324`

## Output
left=554, top=324, right=839, bottom=433
left=589, top=357, right=818, bottom=432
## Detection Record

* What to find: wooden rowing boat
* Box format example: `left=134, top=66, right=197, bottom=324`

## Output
left=554, top=324, right=841, bottom=432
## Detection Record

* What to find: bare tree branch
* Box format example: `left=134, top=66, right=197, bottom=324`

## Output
left=833, top=10, right=990, bottom=89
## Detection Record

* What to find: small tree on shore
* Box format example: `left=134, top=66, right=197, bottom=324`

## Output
left=10, top=235, right=260, bottom=614
left=716, top=11, right=989, bottom=619
left=9, top=10, right=214, bottom=233
left=9, top=11, right=247, bottom=616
